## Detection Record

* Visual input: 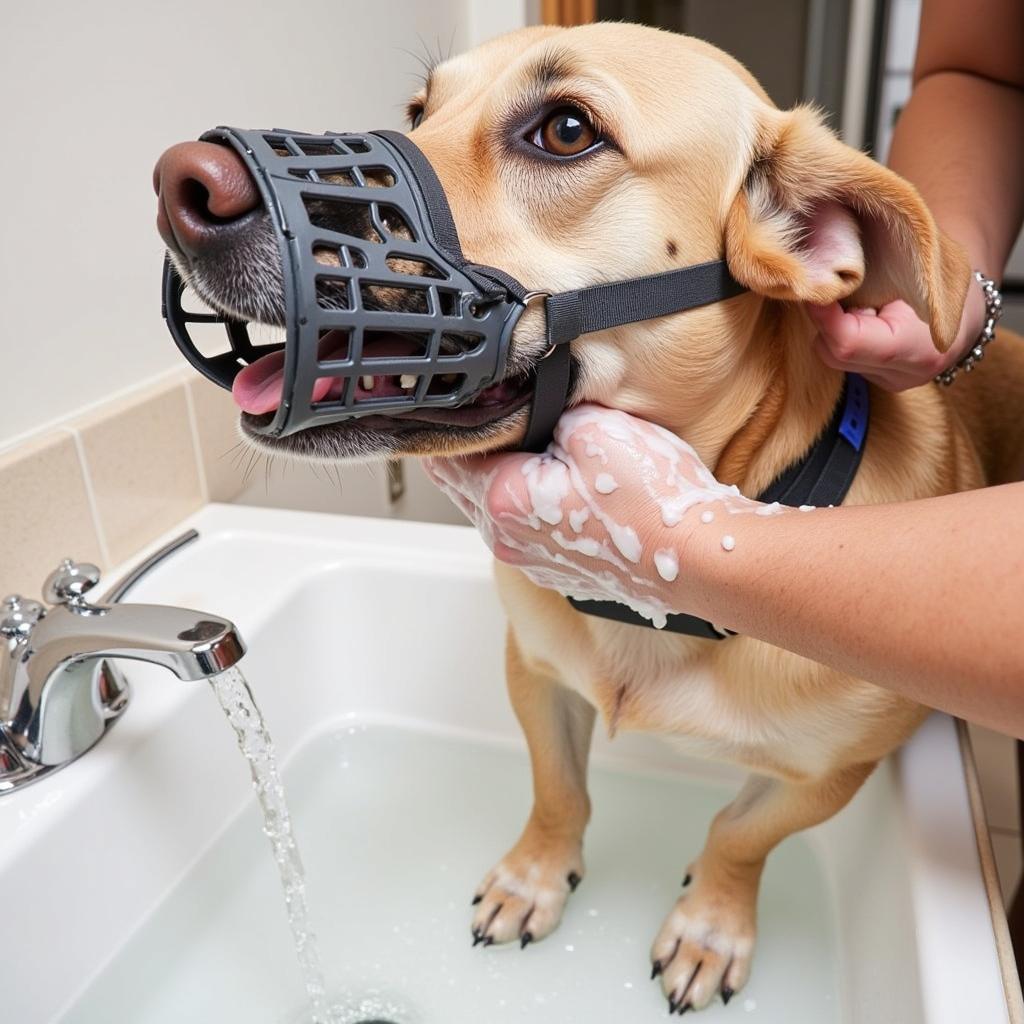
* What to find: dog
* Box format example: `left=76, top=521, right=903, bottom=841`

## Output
left=155, top=22, right=1024, bottom=1013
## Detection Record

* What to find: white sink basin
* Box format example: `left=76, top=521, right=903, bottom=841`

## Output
left=1, top=504, right=1015, bottom=1023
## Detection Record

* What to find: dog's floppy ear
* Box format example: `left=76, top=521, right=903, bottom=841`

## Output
left=724, top=106, right=969, bottom=351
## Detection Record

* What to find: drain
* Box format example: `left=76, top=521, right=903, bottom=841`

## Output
left=320, top=992, right=412, bottom=1024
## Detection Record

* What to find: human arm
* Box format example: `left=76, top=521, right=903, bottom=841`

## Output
left=426, top=405, right=1024, bottom=736
left=683, top=482, right=1024, bottom=734
left=811, top=0, right=1024, bottom=389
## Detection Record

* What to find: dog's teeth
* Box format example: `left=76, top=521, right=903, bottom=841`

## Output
left=361, top=375, right=375, bottom=391
left=400, top=374, right=417, bottom=390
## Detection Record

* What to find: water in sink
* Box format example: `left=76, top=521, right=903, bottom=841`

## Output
left=60, top=719, right=840, bottom=1023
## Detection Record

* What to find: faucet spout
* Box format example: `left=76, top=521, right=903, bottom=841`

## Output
left=1, top=557, right=246, bottom=774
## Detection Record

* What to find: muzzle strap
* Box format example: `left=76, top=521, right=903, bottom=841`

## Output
left=520, top=342, right=573, bottom=453
left=546, top=259, right=746, bottom=347
left=520, top=259, right=746, bottom=451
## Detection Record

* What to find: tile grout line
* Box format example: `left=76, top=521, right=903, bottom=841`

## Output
left=181, top=379, right=210, bottom=504
left=62, top=426, right=112, bottom=569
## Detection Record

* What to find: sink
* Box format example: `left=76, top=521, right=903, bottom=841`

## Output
left=1, top=504, right=1015, bottom=1023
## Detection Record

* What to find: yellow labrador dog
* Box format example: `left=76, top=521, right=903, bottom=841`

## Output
left=156, top=22, right=1024, bottom=1014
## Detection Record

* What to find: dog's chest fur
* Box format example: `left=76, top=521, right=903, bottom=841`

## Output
left=514, top=606, right=882, bottom=782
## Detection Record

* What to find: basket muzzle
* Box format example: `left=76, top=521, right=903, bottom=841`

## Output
left=163, top=125, right=747, bottom=452
left=164, top=126, right=530, bottom=440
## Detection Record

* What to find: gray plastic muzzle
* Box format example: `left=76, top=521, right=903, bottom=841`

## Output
left=164, top=125, right=747, bottom=451
left=164, top=127, right=530, bottom=439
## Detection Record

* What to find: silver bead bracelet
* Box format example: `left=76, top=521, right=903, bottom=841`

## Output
left=935, top=271, right=1003, bottom=386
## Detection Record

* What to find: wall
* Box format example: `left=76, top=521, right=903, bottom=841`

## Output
left=875, top=0, right=1024, bottom=334
left=0, top=0, right=473, bottom=448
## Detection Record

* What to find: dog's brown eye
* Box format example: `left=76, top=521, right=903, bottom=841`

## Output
left=533, top=107, right=598, bottom=157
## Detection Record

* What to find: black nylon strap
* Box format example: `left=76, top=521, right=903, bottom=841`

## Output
left=521, top=260, right=746, bottom=453
left=374, top=132, right=531, bottom=304
left=567, top=598, right=734, bottom=639
left=520, top=343, right=573, bottom=453
left=372, top=130, right=466, bottom=264
left=546, top=260, right=746, bottom=346
left=569, top=374, right=869, bottom=640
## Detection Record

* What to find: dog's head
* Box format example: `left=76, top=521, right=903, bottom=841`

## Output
left=155, top=23, right=968, bottom=464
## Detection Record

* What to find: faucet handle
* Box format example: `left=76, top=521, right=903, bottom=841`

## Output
left=1, top=595, right=45, bottom=639
left=42, top=559, right=102, bottom=606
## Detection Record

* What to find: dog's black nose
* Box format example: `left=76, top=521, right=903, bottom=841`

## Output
left=154, top=141, right=260, bottom=256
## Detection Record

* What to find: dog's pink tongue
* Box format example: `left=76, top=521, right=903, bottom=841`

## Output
left=232, top=351, right=333, bottom=414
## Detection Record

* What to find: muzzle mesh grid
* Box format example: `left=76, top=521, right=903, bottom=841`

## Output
left=165, top=127, right=524, bottom=437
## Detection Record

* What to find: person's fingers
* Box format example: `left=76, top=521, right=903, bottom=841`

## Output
left=423, top=451, right=522, bottom=488
left=809, top=299, right=952, bottom=392
left=811, top=301, right=900, bottom=362
left=813, top=333, right=934, bottom=390
left=423, top=451, right=527, bottom=512
left=492, top=539, right=526, bottom=565
left=806, top=300, right=846, bottom=336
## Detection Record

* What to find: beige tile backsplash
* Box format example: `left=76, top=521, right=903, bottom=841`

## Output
left=75, top=375, right=204, bottom=565
left=1, top=369, right=236, bottom=598
left=186, top=376, right=246, bottom=503
left=0, top=367, right=402, bottom=599
left=0, top=431, right=107, bottom=600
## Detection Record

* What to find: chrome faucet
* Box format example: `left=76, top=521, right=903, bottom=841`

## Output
left=1, top=544, right=245, bottom=794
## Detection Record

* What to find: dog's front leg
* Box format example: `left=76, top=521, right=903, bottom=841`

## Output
left=651, top=762, right=876, bottom=1013
left=471, top=627, right=596, bottom=948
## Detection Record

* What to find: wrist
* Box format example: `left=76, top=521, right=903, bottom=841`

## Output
left=655, top=502, right=763, bottom=627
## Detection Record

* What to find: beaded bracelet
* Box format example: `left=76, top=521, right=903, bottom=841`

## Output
left=936, top=271, right=1004, bottom=386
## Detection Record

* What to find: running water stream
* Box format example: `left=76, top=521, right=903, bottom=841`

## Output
left=209, top=667, right=330, bottom=1023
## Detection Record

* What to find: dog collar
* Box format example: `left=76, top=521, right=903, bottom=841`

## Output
left=567, top=372, right=870, bottom=640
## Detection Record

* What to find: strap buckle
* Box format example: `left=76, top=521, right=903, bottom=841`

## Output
left=520, top=290, right=557, bottom=359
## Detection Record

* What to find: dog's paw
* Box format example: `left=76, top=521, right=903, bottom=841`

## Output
left=649, top=872, right=756, bottom=1013
left=470, top=836, right=584, bottom=948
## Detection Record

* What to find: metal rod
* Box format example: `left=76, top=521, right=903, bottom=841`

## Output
left=102, top=529, right=200, bottom=605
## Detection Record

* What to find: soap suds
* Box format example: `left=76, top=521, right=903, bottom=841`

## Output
left=551, top=530, right=603, bottom=558
left=799, top=504, right=816, bottom=512
left=608, top=522, right=642, bottom=563
left=594, top=473, right=618, bottom=495
left=721, top=535, right=736, bottom=552
left=756, top=501, right=784, bottom=517
left=521, top=457, right=569, bottom=526
left=568, top=507, right=590, bottom=533
left=700, top=510, right=715, bottom=524
left=654, top=549, right=679, bottom=582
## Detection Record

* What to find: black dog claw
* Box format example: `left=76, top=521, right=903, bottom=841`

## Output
left=567, top=872, right=581, bottom=892
left=722, top=986, right=734, bottom=1006
left=678, top=1004, right=691, bottom=1016
left=651, top=960, right=663, bottom=980
left=682, top=873, right=692, bottom=887
left=668, top=998, right=678, bottom=1015
left=471, top=894, right=482, bottom=905
left=520, top=932, right=534, bottom=950
left=471, top=928, right=485, bottom=947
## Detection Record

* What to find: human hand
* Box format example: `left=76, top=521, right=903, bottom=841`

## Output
left=808, top=283, right=985, bottom=391
left=424, top=404, right=765, bottom=628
